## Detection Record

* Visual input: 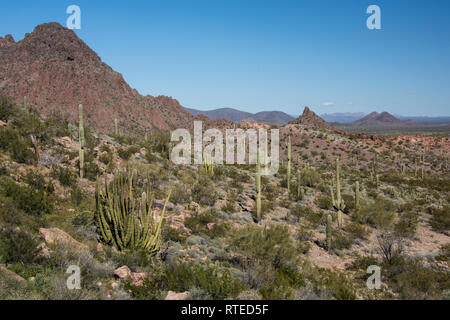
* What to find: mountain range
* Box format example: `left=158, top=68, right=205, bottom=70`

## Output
left=322, top=112, right=450, bottom=124
left=184, top=107, right=294, bottom=124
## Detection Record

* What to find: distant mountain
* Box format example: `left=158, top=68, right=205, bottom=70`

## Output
left=395, top=115, right=450, bottom=124
left=289, top=107, right=338, bottom=131
left=353, top=112, right=414, bottom=126
left=321, top=112, right=366, bottom=123
left=184, top=107, right=294, bottom=124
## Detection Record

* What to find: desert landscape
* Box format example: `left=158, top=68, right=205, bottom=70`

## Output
left=0, top=20, right=449, bottom=301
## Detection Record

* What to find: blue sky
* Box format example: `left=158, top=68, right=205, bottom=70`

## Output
left=1, top=0, right=450, bottom=116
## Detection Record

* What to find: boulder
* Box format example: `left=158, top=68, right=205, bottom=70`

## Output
left=39, top=228, right=88, bottom=251
left=165, top=291, right=189, bottom=300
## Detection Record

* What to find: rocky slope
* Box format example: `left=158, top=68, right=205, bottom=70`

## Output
left=0, top=23, right=199, bottom=135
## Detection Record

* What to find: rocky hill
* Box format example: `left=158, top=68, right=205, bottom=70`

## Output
left=0, top=23, right=199, bottom=135
left=353, top=112, right=414, bottom=127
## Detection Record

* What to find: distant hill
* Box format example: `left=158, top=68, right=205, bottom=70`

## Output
left=321, top=112, right=366, bottom=123
left=184, top=107, right=294, bottom=124
left=353, top=112, right=414, bottom=126
left=395, top=115, right=450, bottom=124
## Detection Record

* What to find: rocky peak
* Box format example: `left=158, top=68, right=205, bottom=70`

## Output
left=289, top=106, right=337, bottom=131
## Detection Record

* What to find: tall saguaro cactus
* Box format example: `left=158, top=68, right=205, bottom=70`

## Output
left=78, top=104, right=85, bottom=178
left=355, top=181, right=360, bottom=213
left=114, top=118, right=119, bottom=136
left=326, top=214, right=332, bottom=251
left=297, top=169, right=304, bottom=200
left=287, top=133, right=291, bottom=192
left=256, top=152, right=262, bottom=222
left=330, top=158, right=345, bottom=229
left=95, top=171, right=172, bottom=253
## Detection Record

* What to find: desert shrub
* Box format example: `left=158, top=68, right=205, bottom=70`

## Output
left=428, top=205, right=450, bottom=232
left=0, top=96, right=15, bottom=121
left=118, top=145, right=140, bottom=160
left=164, top=263, right=244, bottom=300
left=83, top=161, right=101, bottom=181
left=290, top=205, right=323, bottom=227
left=384, top=257, right=450, bottom=299
left=394, top=211, right=419, bottom=238
left=0, top=126, right=36, bottom=164
left=184, top=209, right=229, bottom=238
left=191, top=177, right=218, bottom=206
left=51, top=165, right=77, bottom=187
left=169, top=184, right=190, bottom=205
left=316, top=195, right=331, bottom=210
left=0, top=228, right=41, bottom=264
left=376, top=232, right=404, bottom=265
left=300, top=168, right=321, bottom=187
left=355, top=198, right=396, bottom=228
left=0, top=177, right=53, bottom=217
left=345, top=221, right=369, bottom=240
left=163, top=225, right=186, bottom=243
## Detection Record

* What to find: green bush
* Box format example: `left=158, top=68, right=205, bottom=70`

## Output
left=164, top=263, right=244, bottom=300
left=429, top=205, right=450, bottom=232
left=0, top=228, right=41, bottom=264
left=0, top=177, right=53, bottom=217
left=51, top=166, right=77, bottom=187
left=184, top=209, right=229, bottom=238
left=0, top=96, right=15, bottom=121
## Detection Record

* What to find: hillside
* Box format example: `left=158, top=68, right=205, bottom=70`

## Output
left=0, top=95, right=448, bottom=300
left=0, top=23, right=200, bottom=135
left=353, top=112, right=414, bottom=127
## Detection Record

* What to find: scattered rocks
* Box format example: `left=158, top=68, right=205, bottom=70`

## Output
left=113, top=266, right=148, bottom=286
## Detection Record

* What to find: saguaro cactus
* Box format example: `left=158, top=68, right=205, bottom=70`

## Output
left=78, top=104, right=85, bottom=178
left=287, top=133, right=291, bottom=192
left=297, top=169, right=304, bottom=200
left=114, top=119, right=119, bottom=136
left=256, top=152, right=262, bottom=222
left=95, top=171, right=172, bottom=253
left=330, top=158, right=345, bottom=229
left=326, top=214, right=332, bottom=251
left=355, top=181, right=360, bottom=212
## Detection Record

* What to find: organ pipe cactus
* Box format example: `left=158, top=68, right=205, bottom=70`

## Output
left=330, top=158, right=345, bottom=229
left=95, top=171, right=172, bottom=253
left=201, top=152, right=214, bottom=176
left=114, top=118, right=119, bottom=136
left=297, top=169, right=304, bottom=200
left=78, top=104, right=85, bottom=178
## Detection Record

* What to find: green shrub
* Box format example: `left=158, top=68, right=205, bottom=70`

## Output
left=0, top=228, right=41, bottom=264
left=51, top=166, right=77, bottom=187
left=0, top=96, right=15, bottom=121
left=118, top=145, right=140, bottom=160
left=164, top=263, right=244, bottom=300
left=0, top=177, right=53, bottom=217
left=429, top=205, right=450, bottom=232
left=184, top=209, right=229, bottom=238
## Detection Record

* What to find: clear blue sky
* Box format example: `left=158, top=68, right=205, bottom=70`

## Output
left=1, top=0, right=450, bottom=116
